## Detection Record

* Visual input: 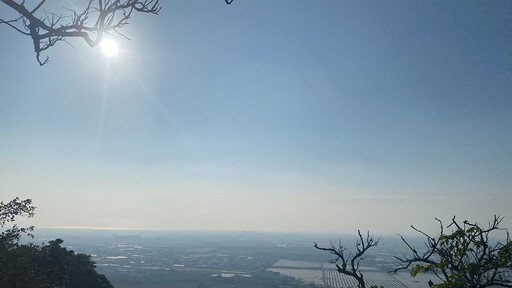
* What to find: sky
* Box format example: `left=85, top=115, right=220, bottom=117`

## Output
left=0, top=0, right=511, bottom=235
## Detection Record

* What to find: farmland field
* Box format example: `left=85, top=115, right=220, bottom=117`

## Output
left=272, top=259, right=323, bottom=270
left=270, top=259, right=435, bottom=288
left=268, top=268, right=324, bottom=285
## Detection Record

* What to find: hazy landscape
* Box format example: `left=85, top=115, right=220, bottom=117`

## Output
left=31, top=229, right=443, bottom=288
left=1, top=0, right=511, bottom=287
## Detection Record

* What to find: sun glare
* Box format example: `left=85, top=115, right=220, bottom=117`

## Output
left=100, top=39, right=119, bottom=57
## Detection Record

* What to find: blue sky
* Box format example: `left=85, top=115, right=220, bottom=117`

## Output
left=1, top=0, right=511, bottom=234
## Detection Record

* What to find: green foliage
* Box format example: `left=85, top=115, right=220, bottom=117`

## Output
left=68, top=252, right=113, bottom=288
left=410, top=264, right=431, bottom=277
left=0, top=197, right=36, bottom=226
left=0, top=197, right=114, bottom=288
left=396, top=216, right=512, bottom=288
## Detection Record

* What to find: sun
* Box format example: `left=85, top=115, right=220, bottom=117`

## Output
left=100, top=39, right=119, bottom=57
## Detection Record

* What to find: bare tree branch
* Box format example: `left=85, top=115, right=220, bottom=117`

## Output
left=0, top=0, right=163, bottom=65
left=315, top=230, right=379, bottom=288
left=1, top=0, right=235, bottom=65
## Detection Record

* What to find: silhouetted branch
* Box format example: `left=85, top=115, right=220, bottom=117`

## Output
left=315, top=230, right=379, bottom=288
left=393, top=216, right=512, bottom=288
left=0, top=197, right=36, bottom=227
left=0, top=0, right=162, bottom=65
left=1, top=0, right=236, bottom=65
left=0, top=197, right=36, bottom=241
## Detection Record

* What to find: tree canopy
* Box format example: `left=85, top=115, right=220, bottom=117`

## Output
left=0, top=197, right=114, bottom=288
left=394, top=216, right=512, bottom=288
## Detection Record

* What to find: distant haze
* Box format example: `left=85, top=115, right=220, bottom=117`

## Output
left=1, top=0, right=511, bottom=235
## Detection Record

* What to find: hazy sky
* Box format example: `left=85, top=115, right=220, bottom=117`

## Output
left=1, top=0, right=511, bottom=235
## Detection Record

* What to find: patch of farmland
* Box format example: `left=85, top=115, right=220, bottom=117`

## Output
left=268, top=268, right=324, bottom=285
left=323, top=263, right=382, bottom=271
left=272, top=259, right=323, bottom=269
left=270, top=259, right=434, bottom=288
left=361, top=272, right=410, bottom=288
left=324, top=269, right=409, bottom=288
left=323, top=268, right=359, bottom=287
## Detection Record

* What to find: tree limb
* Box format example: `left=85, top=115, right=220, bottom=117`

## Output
left=0, top=0, right=161, bottom=65
left=315, top=230, right=379, bottom=288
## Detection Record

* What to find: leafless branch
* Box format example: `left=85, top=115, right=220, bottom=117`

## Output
left=0, top=0, right=162, bottom=65
left=315, top=230, right=379, bottom=288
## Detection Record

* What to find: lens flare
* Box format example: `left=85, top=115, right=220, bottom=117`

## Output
left=100, top=39, right=119, bottom=57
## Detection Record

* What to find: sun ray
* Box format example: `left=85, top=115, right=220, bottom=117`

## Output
left=100, top=39, right=119, bottom=57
